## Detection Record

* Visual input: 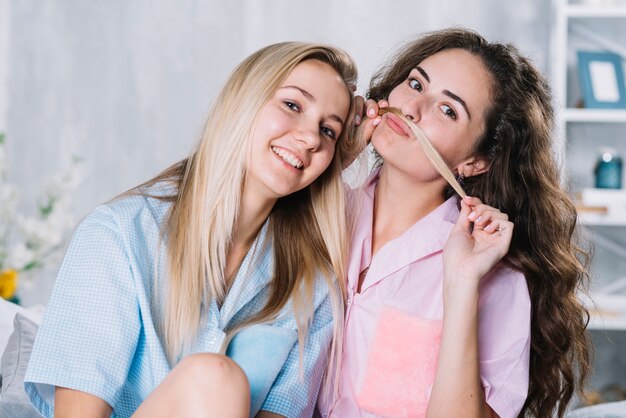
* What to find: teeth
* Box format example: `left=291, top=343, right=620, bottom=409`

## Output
left=272, top=146, right=303, bottom=169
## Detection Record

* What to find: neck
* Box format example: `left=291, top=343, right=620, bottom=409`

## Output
left=371, top=165, right=446, bottom=255
left=227, top=189, right=276, bottom=282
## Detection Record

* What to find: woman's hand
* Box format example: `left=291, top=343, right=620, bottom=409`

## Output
left=341, top=97, right=387, bottom=169
left=361, top=98, right=386, bottom=143
left=443, top=196, right=513, bottom=292
left=341, top=98, right=387, bottom=169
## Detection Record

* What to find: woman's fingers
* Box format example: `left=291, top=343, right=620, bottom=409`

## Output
left=454, top=198, right=474, bottom=233
left=353, top=95, right=365, bottom=126
left=358, top=99, right=388, bottom=145
left=365, top=99, right=378, bottom=118
left=365, top=99, right=388, bottom=120
left=352, top=96, right=387, bottom=126
left=470, top=209, right=508, bottom=229
left=462, top=196, right=510, bottom=234
left=481, top=219, right=514, bottom=234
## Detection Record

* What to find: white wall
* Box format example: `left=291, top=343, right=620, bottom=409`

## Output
left=0, top=0, right=9, bottom=132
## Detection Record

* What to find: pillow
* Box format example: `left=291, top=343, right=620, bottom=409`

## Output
left=0, top=299, right=29, bottom=356
left=0, top=313, right=43, bottom=417
left=0, top=299, right=43, bottom=356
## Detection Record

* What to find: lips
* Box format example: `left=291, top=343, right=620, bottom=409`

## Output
left=384, top=113, right=410, bottom=137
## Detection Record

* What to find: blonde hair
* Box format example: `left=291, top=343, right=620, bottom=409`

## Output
left=130, top=43, right=357, bottom=381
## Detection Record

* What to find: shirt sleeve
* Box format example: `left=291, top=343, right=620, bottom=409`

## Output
left=24, top=206, right=141, bottom=418
left=260, top=290, right=335, bottom=418
left=478, top=265, right=532, bottom=418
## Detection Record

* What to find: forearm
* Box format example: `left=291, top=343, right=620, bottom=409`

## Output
left=426, top=284, right=492, bottom=418
left=55, top=386, right=112, bottom=418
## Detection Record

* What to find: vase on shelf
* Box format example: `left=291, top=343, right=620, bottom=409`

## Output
left=594, top=148, right=623, bottom=189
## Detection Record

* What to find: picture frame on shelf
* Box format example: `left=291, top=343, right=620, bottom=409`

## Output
left=577, top=50, right=626, bottom=109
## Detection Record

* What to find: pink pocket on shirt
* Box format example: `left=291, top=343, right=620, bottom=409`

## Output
left=356, top=307, right=442, bottom=418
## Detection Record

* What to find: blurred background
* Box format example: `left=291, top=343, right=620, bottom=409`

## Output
left=1, top=0, right=626, bottom=409
left=0, top=0, right=551, bottom=221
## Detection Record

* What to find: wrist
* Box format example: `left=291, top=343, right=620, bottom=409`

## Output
left=442, top=277, right=480, bottom=308
left=443, top=271, right=481, bottom=292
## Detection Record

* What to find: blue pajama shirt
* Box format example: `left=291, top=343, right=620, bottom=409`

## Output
left=24, top=184, right=335, bottom=418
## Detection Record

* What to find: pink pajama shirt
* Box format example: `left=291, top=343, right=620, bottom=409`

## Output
left=319, top=169, right=531, bottom=418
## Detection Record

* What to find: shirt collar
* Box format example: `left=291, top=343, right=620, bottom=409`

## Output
left=349, top=167, right=460, bottom=291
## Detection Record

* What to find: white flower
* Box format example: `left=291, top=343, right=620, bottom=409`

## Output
left=0, top=133, right=82, bottom=281
left=6, top=242, right=35, bottom=271
left=18, top=215, right=63, bottom=249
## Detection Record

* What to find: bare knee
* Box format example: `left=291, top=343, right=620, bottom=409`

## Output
left=134, top=354, right=250, bottom=418
left=176, top=353, right=250, bottom=401
left=174, top=354, right=250, bottom=417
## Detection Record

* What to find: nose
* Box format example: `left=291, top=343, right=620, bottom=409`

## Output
left=401, top=96, right=423, bottom=123
left=295, top=124, right=321, bottom=151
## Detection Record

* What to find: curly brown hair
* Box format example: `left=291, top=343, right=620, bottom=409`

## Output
left=368, top=28, right=592, bottom=417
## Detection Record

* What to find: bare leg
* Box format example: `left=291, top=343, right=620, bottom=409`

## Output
left=132, top=353, right=250, bottom=418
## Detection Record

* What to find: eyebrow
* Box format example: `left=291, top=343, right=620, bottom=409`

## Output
left=415, top=66, right=430, bottom=83
left=281, top=85, right=345, bottom=126
left=414, top=66, right=472, bottom=120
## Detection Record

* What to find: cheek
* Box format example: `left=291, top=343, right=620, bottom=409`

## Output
left=324, top=143, right=337, bottom=166
left=316, top=144, right=337, bottom=174
left=387, top=83, right=414, bottom=108
left=254, top=107, right=288, bottom=142
left=434, top=135, right=473, bottom=166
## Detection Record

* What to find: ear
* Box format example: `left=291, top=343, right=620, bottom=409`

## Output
left=456, top=156, right=490, bottom=178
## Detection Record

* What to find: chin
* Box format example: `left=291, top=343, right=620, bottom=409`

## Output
left=270, top=183, right=304, bottom=199
left=371, top=133, right=395, bottom=155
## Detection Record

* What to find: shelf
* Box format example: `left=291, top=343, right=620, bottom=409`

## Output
left=561, top=108, right=626, bottom=123
left=577, top=189, right=626, bottom=226
left=580, top=212, right=626, bottom=226
left=565, top=4, right=626, bottom=17
left=581, top=293, right=626, bottom=331
left=588, top=315, right=626, bottom=331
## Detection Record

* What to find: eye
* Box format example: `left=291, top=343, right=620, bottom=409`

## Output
left=408, top=78, right=423, bottom=92
left=439, top=104, right=457, bottom=120
left=321, top=126, right=337, bottom=140
left=284, top=101, right=300, bottom=112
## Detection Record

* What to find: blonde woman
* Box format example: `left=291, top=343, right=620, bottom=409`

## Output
left=24, top=42, right=358, bottom=418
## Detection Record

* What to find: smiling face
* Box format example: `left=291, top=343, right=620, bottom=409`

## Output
left=372, top=48, right=493, bottom=187
left=245, top=59, right=350, bottom=203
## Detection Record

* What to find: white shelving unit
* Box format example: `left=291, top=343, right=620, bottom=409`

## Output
left=551, top=0, right=626, bottom=333
left=565, top=4, right=626, bottom=17
left=563, top=108, right=626, bottom=123
left=579, top=213, right=626, bottom=227
left=581, top=291, right=626, bottom=330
